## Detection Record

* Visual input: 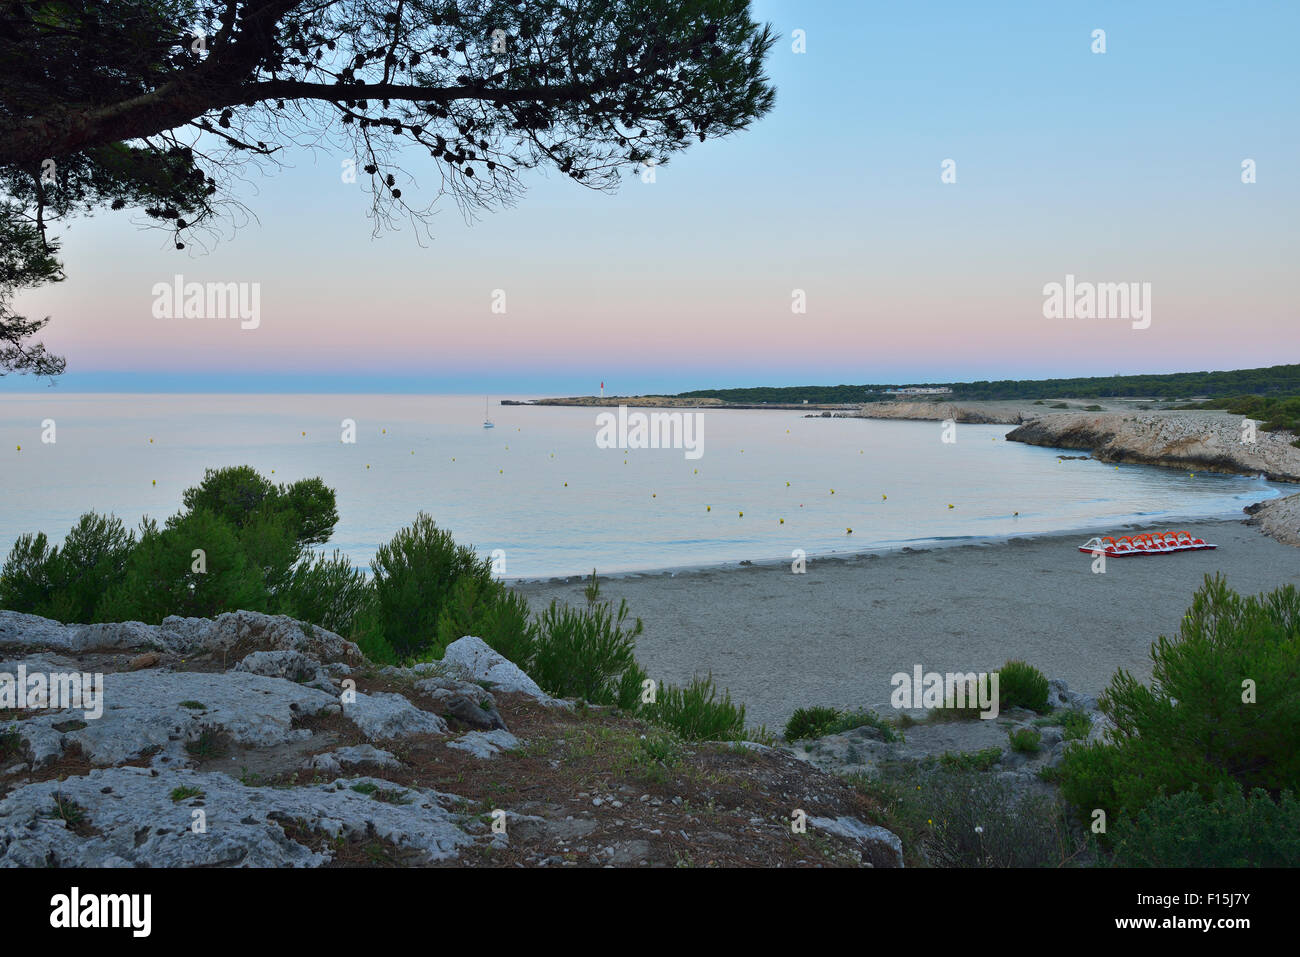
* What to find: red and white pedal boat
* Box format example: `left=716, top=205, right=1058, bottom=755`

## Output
left=1079, top=531, right=1217, bottom=556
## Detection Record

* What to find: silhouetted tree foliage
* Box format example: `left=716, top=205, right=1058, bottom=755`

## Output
left=0, top=0, right=776, bottom=372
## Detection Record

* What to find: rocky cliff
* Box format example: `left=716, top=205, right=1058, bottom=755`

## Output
left=1004, top=411, right=1300, bottom=482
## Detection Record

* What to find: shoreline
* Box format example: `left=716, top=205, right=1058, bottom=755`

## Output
left=503, top=500, right=1286, bottom=585
left=514, top=516, right=1300, bottom=730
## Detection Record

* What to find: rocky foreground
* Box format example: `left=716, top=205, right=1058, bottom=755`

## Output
left=0, top=610, right=904, bottom=868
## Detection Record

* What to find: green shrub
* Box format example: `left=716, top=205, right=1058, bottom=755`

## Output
left=643, top=674, right=746, bottom=741
left=50, top=512, right=136, bottom=622
left=935, top=747, right=1003, bottom=772
left=0, top=514, right=135, bottom=622
left=0, top=531, right=54, bottom=614
left=998, top=660, right=1049, bottom=713
left=1059, top=709, right=1092, bottom=741
left=784, top=706, right=842, bottom=741
left=98, top=511, right=269, bottom=622
left=1059, top=575, right=1300, bottom=823
left=180, top=466, right=337, bottom=548
left=1009, top=727, right=1042, bottom=754
left=349, top=605, right=399, bottom=665
left=275, top=549, right=371, bottom=636
left=1108, top=785, right=1300, bottom=867
left=531, top=595, right=643, bottom=705
left=433, top=577, right=537, bottom=667
left=368, top=512, right=495, bottom=658
left=784, top=706, right=899, bottom=742
left=828, top=708, right=899, bottom=741
left=615, top=659, right=650, bottom=712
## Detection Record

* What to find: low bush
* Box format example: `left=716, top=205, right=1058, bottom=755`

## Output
left=531, top=593, right=644, bottom=706
left=1059, top=575, right=1300, bottom=825
left=784, top=706, right=842, bottom=741
left=643, top=674, right=746, bottom=741
left=1108, top=785, right=1300, bottom=867
left=1009, top=727, right=1041, bottom=754
left=784, top=706, right=899, bottom=742
left=433, top=576, right=537, bottom=667
left=276, top=549, right=370, bottom=636
left=998, top=659, right=1049, bottom=713
left=368, top=512, right=495, bottom=658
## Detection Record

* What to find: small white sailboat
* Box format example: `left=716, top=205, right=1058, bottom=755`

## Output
left=482, top=396, right=495, bottom=429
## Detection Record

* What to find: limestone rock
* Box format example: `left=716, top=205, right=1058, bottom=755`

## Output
left=809, top=815, right=904, bottom=867
left=0, top=767, right=476, bottom=867
left=307, top=745, right=402, bottom=775
left=413, top=675, right=506, bottom=729
left=441, top=637, right=556, bottom=702
left=447, top=729, right=519, bottom=759
left=341, top=691, right=447, bottom=741
left=11, top=668, right=337, bottom=767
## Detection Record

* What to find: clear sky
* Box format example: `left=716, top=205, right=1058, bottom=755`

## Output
left=5, top=0, right=1298, bottom=394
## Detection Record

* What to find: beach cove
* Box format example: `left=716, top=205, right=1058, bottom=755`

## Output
left=516, top=518, right=1300, bottom=730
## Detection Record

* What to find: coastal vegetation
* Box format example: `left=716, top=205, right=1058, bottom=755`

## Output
left=1183, top=394, right=1300, bottom=443
left=671, top=363, right=1300, bottom=405
left=5, top=473, right=1297, bottom=867
left=1055, top=575, right=1300, bottom=866
left=0, top=466, right=752, bottom=745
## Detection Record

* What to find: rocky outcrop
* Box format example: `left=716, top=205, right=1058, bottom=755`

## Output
left=1244, top=493, right=1300, bottom=546
left=1004, top=412, right=1300, bottom=482
left=0, top=611, right=904, bottom=868
left=0, top=768, right=477, bottom=867
left=0, top=609, right=362, bottom=662
left=788, top=679, right=1103, bottom=788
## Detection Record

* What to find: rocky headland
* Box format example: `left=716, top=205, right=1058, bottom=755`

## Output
left=1003, top=411, right=1300, bottom=482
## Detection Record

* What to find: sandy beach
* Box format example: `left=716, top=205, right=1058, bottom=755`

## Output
left=516, top=518, right=1300, bottom=731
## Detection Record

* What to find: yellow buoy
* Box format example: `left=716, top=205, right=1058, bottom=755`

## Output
left=706, top=506, right=711, bottom=511
left=564, top=482, right=568, bottom=487
left=151, top=479, right=156, bottom=485
left=786, top=481, right=790, bottom=487
left=847, top=528, right=853, bottom=534
left=947, top=503, right=954, bottom=509
left=15, top=445, right=19, bottom=451
left=652, top=493, right=656, bottom=498
left=882, top=494, right=887, bottom=500
left=739, top=511, right=743, bottom=517
left=830, top=489, right=835, bottom=494
left=779, top=518, right=784, bottom=524
left=1013, top=511, right=1019, bottom=516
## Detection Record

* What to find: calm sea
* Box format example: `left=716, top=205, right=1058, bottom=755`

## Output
left=0, top=394, right=1288, bottom=579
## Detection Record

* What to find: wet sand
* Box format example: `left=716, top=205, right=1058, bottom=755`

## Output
left=515, top=519, right=1300, bottom=730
